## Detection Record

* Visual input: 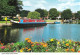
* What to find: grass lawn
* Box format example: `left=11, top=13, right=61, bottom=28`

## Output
left=0, top=21, right=10, bottom=23
left=45, top=20, right=61, bottom=22
left=78, top=20, right=80, bottom=24
left=45, top=20, right=55, bottom=22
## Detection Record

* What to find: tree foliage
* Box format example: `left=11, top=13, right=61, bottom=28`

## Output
left=27, top=11, right=40, bottom=19
left=49, top=8, right=59, bottom=20
left=8, top=0, right=23, bottom=14
left=35, top=8, right=44, bottom=18
left=35, top=8, right=48, bottom=18
left=43, top=10, right=48, bottom=17
left=74, top=11, right=80, bottom=19
left=20, top=10, right=30, bottom=17
left=61, top=9, right=72, bottom=20
left=0, top=0, right=22, bottom=20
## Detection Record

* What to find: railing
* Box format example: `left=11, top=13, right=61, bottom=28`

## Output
left=19, top=19, right=45, bottom=22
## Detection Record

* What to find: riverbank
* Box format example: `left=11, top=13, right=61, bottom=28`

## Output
left=45, top=20, right=62, bottom=24
left=0, top=20, right=79, bottom=27
left=0, top=38, right=80, bottom=52
left=0, top=20, right=61, bottom=27
left=0, top=23, right=11, bottom=27
left=0, top=21, right=11, bottom=27
left=0, top=21, right=10, bottom=23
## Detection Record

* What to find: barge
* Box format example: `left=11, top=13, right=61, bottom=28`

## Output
left=10, top=19, right=47, bottom=27
left=54, top=21, right=61, bottom=24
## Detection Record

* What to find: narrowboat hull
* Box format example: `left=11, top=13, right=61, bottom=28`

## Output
left=10, top=20, right=47, bottom=27
left=54, top=22, right=61, bottom=24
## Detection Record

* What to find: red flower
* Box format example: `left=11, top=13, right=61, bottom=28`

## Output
left=78, top=51, right=80, bottom=53
left=11, top=43, right=14, bottom=45
left=9, top=48, right=11, bottom=49
left=1, top=43, right=3, bottom=45
left=36, top=44, right=39, bottom=46
left=75, top=42, right=77, bottom=44
left=13, top=50, right=16, bottom=52
left=46, top=50, right=48, bottom=51
left=1, top=46, right=5, bottom=49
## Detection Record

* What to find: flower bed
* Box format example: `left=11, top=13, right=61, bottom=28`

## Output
left=0, top=38, right=80, bottom=52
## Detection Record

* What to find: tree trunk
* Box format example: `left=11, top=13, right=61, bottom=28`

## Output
left=11, top=13, right=14, bottom=20
left=0, top=15, right=1, bottom=21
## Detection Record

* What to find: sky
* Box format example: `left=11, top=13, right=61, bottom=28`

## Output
left=21, top=0, right=80, bottom=12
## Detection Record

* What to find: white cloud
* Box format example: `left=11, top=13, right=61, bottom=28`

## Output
left=34, top=4, right=46, bottom=9
left=22, top=0, right=80, bottom=12
left=58, top=0, right=75, bottom=2
left=58, top=2, right=80, bottom=9
left=22, top=0, right=47, bottom=11
left=71, top=2, right=80, bottom=6
left=48, top=0, right=80, bottom=11
left=23, top=1, right=32, bottom=6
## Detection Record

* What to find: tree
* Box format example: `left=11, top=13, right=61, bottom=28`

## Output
left=61, top=9, right=72, bottom=20
left=35, top=8, right=44, bottom=18
left=0, top=0, right=12, bottom=20
left=27, top=11, right=40, bottom=19
left=35, top=8, right=48, bottom=19
left=49, top=8, right=59, bottom=20
left=75, top=11, right=80, bottom=19
left=43, top=10, right=48, bottom=18
left=8, top=0, right=23, bottom=16
left=20, top=10, right=30, bottom=17
left=8, top=0, right=23, bottom=13
left=0, top=0, right=22, bottom=20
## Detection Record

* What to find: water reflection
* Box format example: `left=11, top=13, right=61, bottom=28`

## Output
left=0, top=24, right=80, bottom=44
left=0, top=26, right=45, bottom=44
left=19, top=26, right=44, bottom=42
left=0, top=26, right=20, bottom=44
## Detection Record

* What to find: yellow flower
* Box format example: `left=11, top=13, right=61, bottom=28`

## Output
left=66, top=43, right=69, bottom=46
left=79, top=45, right=80, bottom=47
left=71, top=49, right=75, bottom=52
left=27, top=40, right=31, bottom=43
left=57, top=41, right=60, bottom=44
left=69, top=40, right=72, bottom=44
left=63, top=41, right=65, bottom=43
left=28, top=48, right=31, bottom=51
left=35, top=42, right=38, bottom=43
left=50, top=39, right=54, bottom=42
left=31, top=42, right=34, bottom=44
left=25, top=38, right=30, bottom=40
left=20, top=49, right=23, bottom=52
left=31, top=45, right=34, bottom=47
left=65, top=48, right=69, bottom=52
left=43, top=44, right=47, bottom=47
left=22, top=48, right=24, bottom=50
left=41, top=43, right=44, bottom=45
left=25, top=47, right=28, bottom=49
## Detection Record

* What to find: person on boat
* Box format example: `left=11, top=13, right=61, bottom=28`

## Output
left=18, top=17, right=21, bottom=20
left=62, top=19, right=64, bottom=23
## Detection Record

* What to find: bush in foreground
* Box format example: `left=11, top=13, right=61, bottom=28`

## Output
left=0, top=38, right=80, bottom=52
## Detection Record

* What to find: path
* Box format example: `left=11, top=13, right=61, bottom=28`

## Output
left=0, top=23, right=11, bottom=27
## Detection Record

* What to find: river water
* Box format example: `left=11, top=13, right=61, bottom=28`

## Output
left=0, top=24, right=80, bottom=44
